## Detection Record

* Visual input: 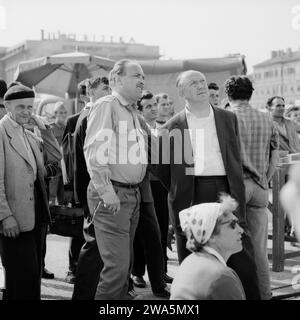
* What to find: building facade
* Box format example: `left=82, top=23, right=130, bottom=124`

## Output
left=251, top=49, right=300, bottom=110
left=0, top=32, right=160, bottom=83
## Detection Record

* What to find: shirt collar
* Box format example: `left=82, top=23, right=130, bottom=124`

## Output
left=202, top=245, right=227, bottom=267
left=185, top=103, right=213, bottom=120
left=112, top=91, right=130, bottom=107
left=112, top=91, right=137, bottom=112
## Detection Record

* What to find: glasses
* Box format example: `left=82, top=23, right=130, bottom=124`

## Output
left=219, top=219, right=240, bottom=229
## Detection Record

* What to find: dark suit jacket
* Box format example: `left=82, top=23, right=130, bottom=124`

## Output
left=157, top=107, right=246, bottom=234
left=73, top=110, right=90, bottom=206
left=61, top=113, right=81, bottom=186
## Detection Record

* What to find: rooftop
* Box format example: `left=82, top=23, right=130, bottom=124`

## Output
left=254, top=48, right=300, bottom=68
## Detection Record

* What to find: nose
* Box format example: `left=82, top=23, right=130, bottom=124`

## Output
left=237, top=224, right=244, bottom=234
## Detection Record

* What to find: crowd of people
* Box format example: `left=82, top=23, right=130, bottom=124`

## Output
left=0, top=58, right=300, bottom=300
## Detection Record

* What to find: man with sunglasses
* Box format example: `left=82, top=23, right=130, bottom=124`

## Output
left=225, top=76, right=279, bottom=300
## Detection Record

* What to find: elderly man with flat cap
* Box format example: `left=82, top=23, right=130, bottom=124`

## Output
left=0, top=84, right=51, bottom=300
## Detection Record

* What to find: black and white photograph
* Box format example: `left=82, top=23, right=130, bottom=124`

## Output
left=1, top=0, right=300, bottom=311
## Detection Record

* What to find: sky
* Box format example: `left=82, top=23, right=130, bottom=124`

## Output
left=0, top=0, right=300, bottom=73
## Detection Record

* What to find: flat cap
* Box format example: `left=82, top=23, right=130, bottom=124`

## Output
left=4, top=84, right=35, bottom=101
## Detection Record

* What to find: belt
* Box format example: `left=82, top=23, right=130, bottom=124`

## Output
left=194, top=175, right=227, bottom=182
left=111, top=179, right=141, bottom=189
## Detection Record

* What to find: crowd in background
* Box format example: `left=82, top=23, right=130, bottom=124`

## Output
left=1, top=59, right=300, bottom=301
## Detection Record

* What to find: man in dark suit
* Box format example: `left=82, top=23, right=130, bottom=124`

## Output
left=61, top=80, right=89, bottom=283
left=157, top=70, right=260, bottom=300
left=72, top=76, right=110, bottom=299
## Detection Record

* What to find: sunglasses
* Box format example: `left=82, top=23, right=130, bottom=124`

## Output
left=219, top=219, right=240, bottom=229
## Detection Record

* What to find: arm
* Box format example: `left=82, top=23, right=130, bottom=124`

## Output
left=0, top=131, right=20, bottom=237
left=267, top=121, right=280, bottom=182
left=84, top=100, right=120, bottom=213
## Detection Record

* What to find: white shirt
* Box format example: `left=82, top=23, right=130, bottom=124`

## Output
left=185, top=105, right=226, bottom=176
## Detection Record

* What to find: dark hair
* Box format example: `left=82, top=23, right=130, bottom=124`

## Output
left=0, top=79, right=7, bottom=98
left=137, top=90, right=154, bottom=111
left=78, top=79, right=87, bottom=96
left=266, top=96, right=285, bottom=108
left=224, top=76, right=254, bottom=101
left=208, top=82, right=219, bottom=91
left=155, top=93, right=169, bottom=103
left=87, top=76, right=109, bottom=90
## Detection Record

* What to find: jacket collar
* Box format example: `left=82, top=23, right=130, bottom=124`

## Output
left=1, top=115, right=41, bottom=171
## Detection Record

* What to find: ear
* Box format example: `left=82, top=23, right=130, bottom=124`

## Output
left=115, top=75, right=123, bottom=88
left=178, top=85, right=185, bottom=98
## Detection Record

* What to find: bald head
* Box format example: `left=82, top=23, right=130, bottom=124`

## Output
left=176, top=70, right=209, bottom=103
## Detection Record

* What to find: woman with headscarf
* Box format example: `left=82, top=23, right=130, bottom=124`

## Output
left=170, top=194, right=245, bottom=300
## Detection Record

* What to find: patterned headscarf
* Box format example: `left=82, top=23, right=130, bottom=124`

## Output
left=179, top=195, right=238, bottom=245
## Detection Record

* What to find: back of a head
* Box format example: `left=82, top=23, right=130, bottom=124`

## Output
left=0, top=79, right=7, bottom=99
left=224, top=76, right=254, bottom=101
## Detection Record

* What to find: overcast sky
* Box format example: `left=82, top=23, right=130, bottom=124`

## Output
left=1, top=0, right=300, bottom=73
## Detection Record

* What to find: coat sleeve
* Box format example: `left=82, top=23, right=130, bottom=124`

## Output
left=0, top=131, right=14, bottom=222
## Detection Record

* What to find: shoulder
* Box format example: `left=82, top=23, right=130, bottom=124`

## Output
left=163, top=111, right=185, bottom=130
left=214, top=106, right=237, bottom=121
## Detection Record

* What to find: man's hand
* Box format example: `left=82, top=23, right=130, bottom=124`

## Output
left=2, top=216, right=20, bottom=238
left=28, top=114, right=47, bottom=130
left=97, top=193, right=120, bottom=215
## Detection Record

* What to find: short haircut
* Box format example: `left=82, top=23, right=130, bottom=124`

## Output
left=87, top=76, right=109, bottom=91
left=0, top=79, right=7, bottom=98
left=266, top=96, right=285, bottom=107
left=137, top=90, right=154, bottom=111
left=54, top=101, right=66, bottom=113
left=224, top=76, right=254, bottom=101
left=155, top=92, right=169, bottom=104
left=78, top=79, right=88, bottom=96
left=208, top=82, right=219, bottom=91
left=176, top=70, right=205, bottom=88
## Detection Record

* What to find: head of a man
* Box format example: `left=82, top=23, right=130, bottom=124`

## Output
left=0, top=78, right=8, bottom=120
left=266, top=96, right=285, bottom=119
left=224, top=76, right=254, bottom=105
left=208, top=82, right=220, bottom=107
left=109, top=59, right=145, bottom=104
left=155, top=93, right=171, bottom=119
left=285, top=105, right=300, bottom=123
left=3, top=84, right=35, bottom=125
left=87, top=76, right=111, bottom=101
left=137, top=90, right=158, bottom=123
left=54, top=101, right=68, bottom=125
left=176, top=70, right=209, bottom=104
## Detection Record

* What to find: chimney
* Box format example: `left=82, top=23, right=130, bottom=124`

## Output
left=271, top=51, right=277, bottom=58
left=40, top=29, right=44, bottom=40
